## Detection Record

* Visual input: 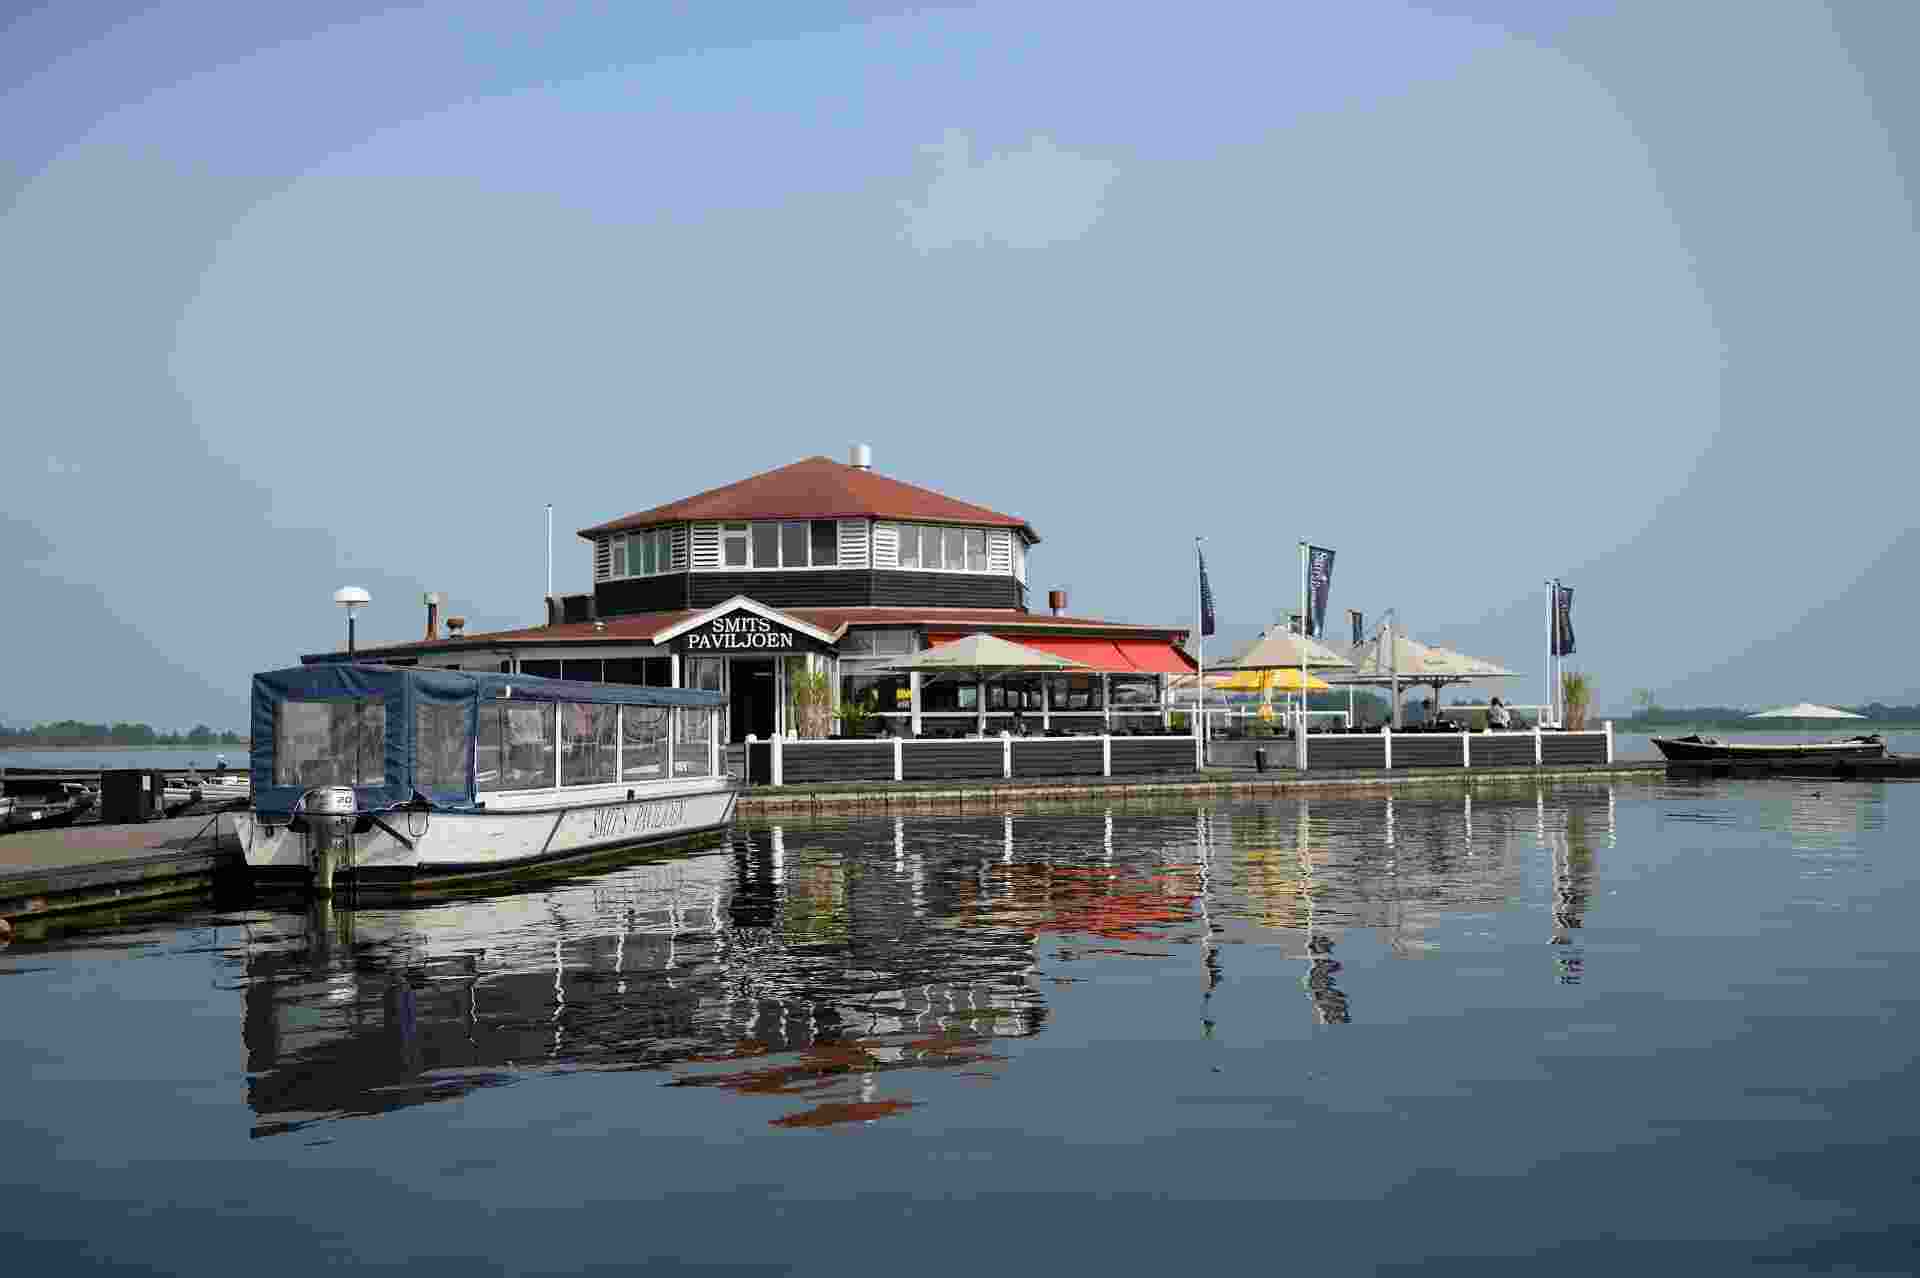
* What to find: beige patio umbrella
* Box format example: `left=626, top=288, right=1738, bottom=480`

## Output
left=887, top=632, right=1088, bottom=735
left=1327, top=630, right=1518, bottom=727
left=1747, top=702, right=1865, bottom=720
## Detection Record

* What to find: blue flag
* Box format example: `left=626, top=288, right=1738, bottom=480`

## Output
left=1198, top=547, right=1217, bottom=638
left=1553, top=584, right=1576, bottom=656
left=1306, top=545, right=1336, bottom=638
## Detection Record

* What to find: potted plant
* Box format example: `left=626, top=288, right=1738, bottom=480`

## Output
left=834, top=690, right=881, bottom=738
left=786, top=665, right=834, bottom=739
left=1561, top=670, right=1592, bottom=731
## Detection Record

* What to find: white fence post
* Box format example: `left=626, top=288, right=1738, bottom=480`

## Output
left=1383, top=727, right=1392, bottom=770
left=1002, top=732, right=1012, bottom=779
left=1533, top=723, right=1543, bottom=767
left=1605, top=719, right=1614, bottom=764
left=771, top=734, right=783, bottom=788
left=1102, top=733, right=1112, bottom=778
left=893, top=735, right=903, bottom=782
left=1462, top=731, right=1471, bottom=769
left=1194, top=709, right=1204, bottom=770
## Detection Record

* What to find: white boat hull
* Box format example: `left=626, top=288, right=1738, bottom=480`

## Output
left=234, top=777, right=739, bottom=889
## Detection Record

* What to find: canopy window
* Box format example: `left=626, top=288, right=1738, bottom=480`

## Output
left=273, top=699, right=385, bottom=788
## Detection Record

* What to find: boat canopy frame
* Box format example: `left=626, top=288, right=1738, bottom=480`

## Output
left=250, top=663, right=725, bottom=817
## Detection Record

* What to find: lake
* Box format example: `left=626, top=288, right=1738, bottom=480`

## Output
left=4, top=778, right=1916, bottom=1274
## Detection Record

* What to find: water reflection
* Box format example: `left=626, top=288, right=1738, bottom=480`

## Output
left=239, top=785, right=1618, bottom=1135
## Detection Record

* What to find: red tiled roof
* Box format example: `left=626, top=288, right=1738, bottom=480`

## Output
left=577, top=456, right=1038, bottom=542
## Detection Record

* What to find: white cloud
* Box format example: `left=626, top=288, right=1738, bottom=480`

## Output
left=899, top=130, right=1118, bottom=252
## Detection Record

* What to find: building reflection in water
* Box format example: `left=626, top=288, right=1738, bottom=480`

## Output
left=239, top=785, right=1616, bottom=1135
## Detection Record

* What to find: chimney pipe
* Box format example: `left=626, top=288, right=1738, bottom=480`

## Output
left=423, top=592, right=444, bottom=640
left=446, top=616, right=467, bottom=637
left=1048, top=589, right=1067, bottom=616
left=850, top=443, right=872, bottom=470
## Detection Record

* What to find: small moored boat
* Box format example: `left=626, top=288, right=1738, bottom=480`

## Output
left=235, top=664, right=737, bottom=893
left=1651, top=733, right=1887, bottom=764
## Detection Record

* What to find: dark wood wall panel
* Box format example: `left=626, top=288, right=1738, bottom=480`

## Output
left=1392, top=737, right=1465, bottom=769
left=779, top=743, right=895, bottom=783
left=1541, top=734, right=1608, bottom=765
left=1472, top=736, right=1538, bottom=767
left=1109, top=739, right=1196, bottom=774
left=900, top=742, right=1004, bottom=781
left=1308, top=738, right=1388, bottom=770
left=1012, top=740, right=1103, bottom=777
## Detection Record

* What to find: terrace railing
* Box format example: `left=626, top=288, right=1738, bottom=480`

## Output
left=744, top=720, right=1613, bottom=786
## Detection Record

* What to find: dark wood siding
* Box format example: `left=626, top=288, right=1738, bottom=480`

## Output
left=689, top=570, right=875, bottom=609
left=900, top=741, right=1003, bottom=781
left=1542, top=734, right=1608, bottom=765
left=597, top=575, right=688, bottom=616
left=1307, top=737, right=1387, bottom=770
left=780, top=742, right=895, bottom=783
left=871, top=571, right=1024, bottom=610
left=1011, top=739, right=1103, bottom=777
left=1391, top=736, right=1466, bottom=769
left=1109, top=738, right=1197, bottom=774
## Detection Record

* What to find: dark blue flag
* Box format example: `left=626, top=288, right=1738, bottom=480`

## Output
left=1553, top=584, right=1576, bottom=656
left=1349, top=609, right=1364, bottom=648
left=1306, top=545, right=1336, bottom=638
left=1198, top=547, right=1216, bottom=638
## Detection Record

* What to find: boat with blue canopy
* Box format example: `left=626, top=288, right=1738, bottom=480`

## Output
left=237, top=664, right=736, bottom=892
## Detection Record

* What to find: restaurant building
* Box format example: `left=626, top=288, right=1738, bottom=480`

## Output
left=309, top=447, right=1196, bottom=744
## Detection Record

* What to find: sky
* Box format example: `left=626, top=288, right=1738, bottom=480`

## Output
left=2, top=0, right=1915, bottom=729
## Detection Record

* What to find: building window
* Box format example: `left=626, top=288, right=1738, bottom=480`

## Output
left=810, top=520, right=838, bottom=567
left=723, top=523, right=749, bottom=568
left=780, top=520, right=807, bottom=568
left=750, top=522, right=779, bottom=568
left=609, top=528, right=676, bottom=579
left=877, top=523, right=1000, bottom=574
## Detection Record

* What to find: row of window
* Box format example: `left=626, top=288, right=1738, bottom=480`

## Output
left=271, top=697, right=715, bottom=792
left=887, top=523, right=989, bottom=573
left=610, top=528, right=675, bottom=578
left=720, top=520, right=840, bottom=570
left=607, top=521, right=1008, bottom=575
left=476, top=701, right=712, bottom=791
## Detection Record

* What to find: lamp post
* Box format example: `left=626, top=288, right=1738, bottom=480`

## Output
left=334, top=586, right=370, bottom=659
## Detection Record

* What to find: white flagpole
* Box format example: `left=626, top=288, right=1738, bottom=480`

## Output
left=1297, top=541, right=1308, bottom=770
left=1546, top=578, right=1558, bottom=727
left=1195, top=537, right=1205, bottom=747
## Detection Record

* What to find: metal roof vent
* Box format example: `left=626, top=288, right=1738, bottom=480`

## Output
left=849, top=443, right=872, bottom=470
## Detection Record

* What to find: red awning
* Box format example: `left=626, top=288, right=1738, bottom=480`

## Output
left=924, top=633, right=1184, bottom=673
left=1114, top=640, right=1197, bottom=675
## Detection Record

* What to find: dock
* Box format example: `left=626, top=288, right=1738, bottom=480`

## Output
left=0, top=812, right=239, bottom=931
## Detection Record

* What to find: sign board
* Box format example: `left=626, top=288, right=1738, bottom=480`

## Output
left=677, top=610, right=819, bottom=654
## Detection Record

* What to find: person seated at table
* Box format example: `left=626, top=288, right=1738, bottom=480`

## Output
left=1487, top=696, right=1512, bottom=730
left=1010, top=709, right=1029, bottom=737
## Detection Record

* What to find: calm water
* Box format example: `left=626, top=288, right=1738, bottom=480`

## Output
left=1, top=746, right=248, bottom=770
left=4, top=779, right=1917, bottom=1274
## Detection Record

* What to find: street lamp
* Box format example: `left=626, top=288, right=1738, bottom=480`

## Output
left=334, top=586, right=371, bottom=659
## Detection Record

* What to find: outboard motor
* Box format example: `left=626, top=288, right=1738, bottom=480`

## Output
left=301, top=785, right=358, bottom=895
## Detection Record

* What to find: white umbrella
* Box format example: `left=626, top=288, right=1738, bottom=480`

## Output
left=886, top=633, right=1088, bottom=736
left=1747, top=703, right=1865, bottom=720
left=888, top=632, right=1088, bottom=673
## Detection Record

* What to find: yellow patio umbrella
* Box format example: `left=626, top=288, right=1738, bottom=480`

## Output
left=1213, top=668, right=1330, bottom=693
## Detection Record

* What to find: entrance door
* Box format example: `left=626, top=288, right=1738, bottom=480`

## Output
left=729, top=658, right=778, bottom=740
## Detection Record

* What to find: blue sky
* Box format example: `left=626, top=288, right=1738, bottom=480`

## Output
left=3, top=0, right=1915, bottom=728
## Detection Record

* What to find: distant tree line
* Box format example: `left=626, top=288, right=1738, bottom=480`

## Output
left=1615, top=703, right=1920, bottom=729
left=0, top=721, right=247, bottom=747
